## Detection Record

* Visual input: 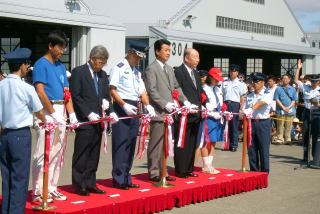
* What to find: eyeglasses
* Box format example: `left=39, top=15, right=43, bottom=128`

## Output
left=93, top=59, right=107, bottom=66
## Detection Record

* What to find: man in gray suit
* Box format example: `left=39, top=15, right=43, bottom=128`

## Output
left=145, top=39, right=190, bottom=182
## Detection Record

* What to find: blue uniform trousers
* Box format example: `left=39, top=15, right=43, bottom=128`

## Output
left=112, top=100, right=139, bottom=185
left=0, top=127, right=31, bottom=214
left=302, top=109, right=320, bottom=160
left=248, top=119, right=271, bottom=173
left=226, top=102, right=240, bottom=149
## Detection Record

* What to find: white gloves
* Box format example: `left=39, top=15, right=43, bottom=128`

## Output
left=88, top=112, right=100, bottom=121
left=122, top=103, right=138, bottom=115
left=45, top=115, right=54, bottom=123
left=109, top=112, right=119, bottom=124
left=69, top=112, right=78, bottom=124
left=50, top=111, right=65, bottom=124
left=184, top=100, right=198, bottom=113
left=102, top=99, right=109, bottom=111
left=209, top=112, right=221, bottom=120
left=165, top=102, right=176, bottom=113
left=183, top=100, right=191, bottom=108
left=146, top=104, right=156, bottom=117
left=243, top=108, right=253, bottom=115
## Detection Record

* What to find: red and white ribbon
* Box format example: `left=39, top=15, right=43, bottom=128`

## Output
left=135, top=115, right=151, bottom=159
left=165, top=114, right=174, bottom=157
left=101, top=111, right=111, bottom=154
left=177, top=107, right=189, bottom=148
left=246, top=114, right=253, bottom=148
left=41, top=122, right=58, bottom=173
left=199, top=109, right=211, bottom=148
left=222, top=112, right=233, bottom=150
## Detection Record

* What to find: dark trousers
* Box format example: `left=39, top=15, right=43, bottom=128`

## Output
left=174, top=119, right=200, bottom=176
left=0, top=127, right=31, bottom=214
left=226, top=102, right=240, bottom=149
left=302, top=109, right=320, bottom=160
left=248, top=119, right=271, bottom=173
left=72, top=124, right=102, bottom=190
left=112, top=100, right=139, bottom=185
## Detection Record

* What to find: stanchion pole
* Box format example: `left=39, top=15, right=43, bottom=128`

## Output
left=239, top=117, right=249, bottom=172
left=33, top=130, right=57, bottom=211
left=153, top=122, right=174, bottom=187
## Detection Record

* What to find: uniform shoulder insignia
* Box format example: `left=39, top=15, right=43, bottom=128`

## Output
left=264, top=89, right=270, bottom=94
left=117, top=62, right=124, bottom=68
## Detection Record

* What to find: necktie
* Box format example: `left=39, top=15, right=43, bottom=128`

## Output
left=93, top=72, right=99, bottom=95
left=191, top=69, right=197, bottom=88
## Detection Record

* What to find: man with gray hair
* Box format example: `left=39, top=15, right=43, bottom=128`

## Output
left=70, top=45, right=119, bottom=196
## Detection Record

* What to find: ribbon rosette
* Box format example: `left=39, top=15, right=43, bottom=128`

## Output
left=64, top=89, right=71, bottom=102
left=135, top=115, right=151, bottom=159
left=172, top=89, right=181, bottom=108
left=221, top=103, right=228, bottom=112
left=200, top=93, right=207, bottom=104
left=164, top=114, right=174, bottom=157
left=42, top=122, right=58, bottom=132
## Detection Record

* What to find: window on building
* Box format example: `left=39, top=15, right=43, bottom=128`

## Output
left=312, top=42, right=316, bottom=47
left=213, top=58, right=229, bottom=76
left=244, top=0, right=265, bottom=4
left=216, top=16, right=284, bottom=37
left=246, top=58, right=263, bottom=75
left=0, top=38, right=20, bottom=74
left=281, top=59, right=298, bottom=76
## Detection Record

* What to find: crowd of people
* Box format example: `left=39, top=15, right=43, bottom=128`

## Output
left=0, top=30, right=320, bottom=214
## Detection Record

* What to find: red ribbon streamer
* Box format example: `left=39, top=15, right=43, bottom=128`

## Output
left=42, top=122, right=57, bottom=173
left=246, top=114, right=253, bottom=148
left=199, top=109, right=210, bottom=148
left=165, top=114, right=174, bottom=157
left=177, top=107, right=189, bottom=148
left=135, top=115, right=151, bottom=159
left=222, top=112, right=233, bottom=150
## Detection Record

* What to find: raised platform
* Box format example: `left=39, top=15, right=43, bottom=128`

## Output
left=3, top=168, right=268, bottom=213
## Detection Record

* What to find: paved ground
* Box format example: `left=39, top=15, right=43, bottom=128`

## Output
left=1, top=130, right=320, bottom=214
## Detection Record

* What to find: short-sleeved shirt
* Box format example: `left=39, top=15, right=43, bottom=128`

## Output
left=274, top=85, right=298, bottom=115
left=222, top=78, right=247, bottom=103
left=297, top=81, right=320, bottom=110
left=203, top=84, right=223, bottom=110
left=0, top=74, right=43, bottom=129
left=109, top=58, right=146, bottom=101
left=32, top=57, right=69, bottom=100
left=245, top=88, right=273, bottom=119
left=267, top=85, right=277, bottom=112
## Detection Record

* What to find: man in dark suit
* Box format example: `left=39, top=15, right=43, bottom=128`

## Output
left=70, top=45, right=118, bottom=196
left=174, top=48, right=203, bottom=178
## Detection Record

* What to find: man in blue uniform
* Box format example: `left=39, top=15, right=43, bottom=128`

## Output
left=0, top=48, right=46, bottom=214
left=222, top=64, right=247, bottom=152
left=109, top=41, right=156, bottom=189
left=294, top=59, right=320, bottom=162
left=243, top=73, right=273, bottom=173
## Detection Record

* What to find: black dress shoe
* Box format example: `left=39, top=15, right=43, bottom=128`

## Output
left=230, top=147, right=237, bottom=152
left=166, top=176, right=176, bottom=181
left=149, top=176, right=161, bottom=182
left=175, top=174, right=189, bottom=178
left=87, top=187, right=106, bottom=194
left=187, top=173, right=199, bottom=177
left=113, top=184, right=129, bottom=190
left=127, top=183, right=140, bottom=188
left=76, top=188, right=90, bottom=196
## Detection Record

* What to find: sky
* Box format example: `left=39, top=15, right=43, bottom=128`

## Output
left=84, top=0, right=320, bottom=33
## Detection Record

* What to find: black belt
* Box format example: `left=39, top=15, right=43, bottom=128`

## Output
left=252, top=119, right=268, bottom=123
left=224, top=100, right=239, bottom=104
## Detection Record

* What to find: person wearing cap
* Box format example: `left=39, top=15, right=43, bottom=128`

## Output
left=294, top=59, right=320, bottom=162
left=242, top=72, right=273, bottom=173
left=109, top=41, right=155, bottom=189
left=0, top=48, right=47, bottom=214
left=221, top=64, right=247, bottom=152
left=198, top=67, right=225, bottom=174
left=238, top=73, right=245, bottom=82
left=32, top=30, right=78, bottom=202
left=70, top=45, right=118, bottom=196
left=173, top=48, right=203, bottom=178
left=144, top=39, right=187, bottom=182
left=273, top=74, right=298, bottom=145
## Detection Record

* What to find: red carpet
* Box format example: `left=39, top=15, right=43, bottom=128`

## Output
left=1, top=168, right=268, bottom=213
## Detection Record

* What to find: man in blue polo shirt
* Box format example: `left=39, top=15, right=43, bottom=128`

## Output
left=32, top=30, right=78, bottom=202
left=273, top=74, right=298, bottom=145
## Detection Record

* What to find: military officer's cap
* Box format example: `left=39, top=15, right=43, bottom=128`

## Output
left=128, top=40, right=148, bottom=58
left=4, top=48, right=31, bottom=64
left=198, top=70, right=208, bottom=77
left=249, top=72, right=266, bottom=82
left=308, top=74, right=320, bottom=82
left=229, top=64, right=241, bottom=72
